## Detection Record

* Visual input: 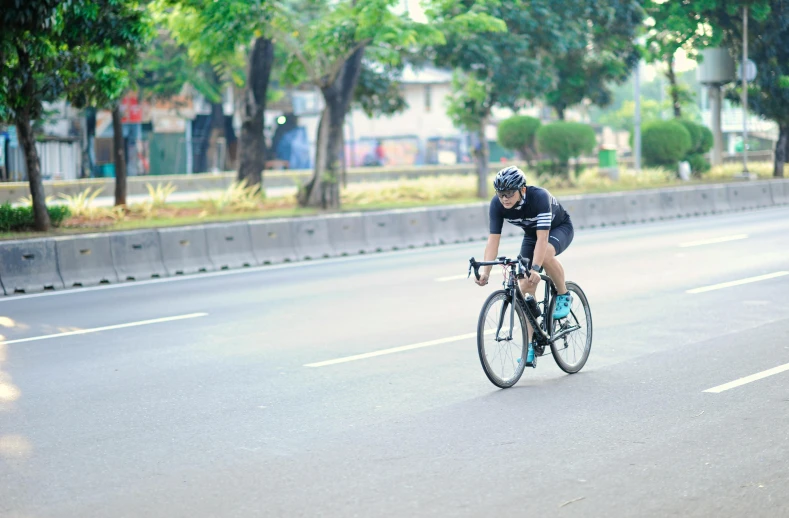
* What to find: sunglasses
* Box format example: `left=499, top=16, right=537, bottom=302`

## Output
left=496, top=189, right=519, bottom=200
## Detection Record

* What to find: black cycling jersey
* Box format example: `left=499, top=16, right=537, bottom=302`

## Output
left=489, top=186, right=569, bottom=235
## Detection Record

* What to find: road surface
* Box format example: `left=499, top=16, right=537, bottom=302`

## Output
left=1, top=207, right=788, bottom=517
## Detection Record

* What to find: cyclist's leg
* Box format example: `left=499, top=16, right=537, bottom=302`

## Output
left=544, top=219, right=575, bottom=318
left=517, top=236, right=539, bottom=339
left=542, top=245, right=567, bottom=294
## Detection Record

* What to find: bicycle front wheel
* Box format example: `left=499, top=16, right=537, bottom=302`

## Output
left=477, top=290, right=529, bottom=388
left=548, top=281, right=592, bottom=373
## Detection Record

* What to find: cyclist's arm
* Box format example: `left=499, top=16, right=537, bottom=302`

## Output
left=481, top=234, right=501, bottom=277
left=532, top=229, right=549, bottom=270
left=483, top=199, right=505, bottom=278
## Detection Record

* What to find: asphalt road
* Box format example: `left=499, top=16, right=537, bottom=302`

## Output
left=1, top=206, right=788, bottom=517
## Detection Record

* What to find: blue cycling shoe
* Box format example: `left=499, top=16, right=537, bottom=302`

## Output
left=517, top=343, right=536, bottom=367
left=552, top=293, right=572, bottom=319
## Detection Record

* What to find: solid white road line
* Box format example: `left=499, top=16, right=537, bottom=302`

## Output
left=686, top=271, right=789, bottom=294
left=704, top=362, right=789, bottom=393
left=305, top=330, right=495, bottom=368
left=0, top=313, right=208, bottom=345
left=679, top=234, right=749, bottom=248
left=436, top=274, right=470, bottom=282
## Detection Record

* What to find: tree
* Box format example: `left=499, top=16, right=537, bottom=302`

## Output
left=67, top=0, right=153, bottom=207
left=692, top=0, right=786, bottom=176
left=599, top=98, right=664, bottom=131
left=644, top=0, right=720, bottom=119
left=153, top=0, right=274, bottom=187
left=544, top=0, right=645, bottom=120
left=429, top=0, right=583, bottom=199
left=271, top=0, right=452, bottom=209
left=0, top=0, right=149, bottom=229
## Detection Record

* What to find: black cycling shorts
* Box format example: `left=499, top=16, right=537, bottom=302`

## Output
left=520, top=215, right=574, bottom=264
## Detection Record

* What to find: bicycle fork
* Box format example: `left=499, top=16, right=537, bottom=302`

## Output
left=494, top=288, right=518, bottom=342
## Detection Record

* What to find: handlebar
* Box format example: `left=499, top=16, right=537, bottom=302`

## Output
left=468, top=256, right=530, bottom=281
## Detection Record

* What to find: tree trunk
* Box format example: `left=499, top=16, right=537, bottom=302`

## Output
left=84, top=107, right=96, bottom=178
left=555, top=105, right=566, bottom=121
left=298, top=45, right=366, bottom=208
left=207, top=69, right=227, bottom=172
left=476, top=113, right=490, bottom=199
left=666, top=58, right=682, bottom=119
left=16, top=112, right=51, bottom=231
left=238, top=37, right=274, bottom=187
left=112, top=106, right=127, bottom=206
left=519, top=146, right=535, bottom=167
left=207, top=101, right=227, bottom=171
left=299, top=90, right=345, bottom=209
left=775, top=124, right=787, bottom=178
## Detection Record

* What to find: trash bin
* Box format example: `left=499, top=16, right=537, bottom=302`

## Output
left=598, top=147, right=619, bottom=180
left=100, top=163, right=115, bottom=178
left=598, top=148, right=617, bottom=168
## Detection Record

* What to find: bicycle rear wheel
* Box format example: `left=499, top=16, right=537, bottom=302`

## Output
left=477, top=290, right=529, bottom=388
left=548, top=281, right=592, bottom=374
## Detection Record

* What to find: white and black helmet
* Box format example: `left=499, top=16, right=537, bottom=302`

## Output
left=493, top=166, right=526, bottom=192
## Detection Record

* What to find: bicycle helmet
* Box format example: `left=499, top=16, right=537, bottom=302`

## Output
left=493, top=166, right=526, bottom=192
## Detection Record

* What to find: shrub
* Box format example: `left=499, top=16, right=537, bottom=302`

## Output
left=497, top=115, right=541, bottom=164
left=677, top=119, right=714, bottom=156
left=687, top=153, right=711, bottom=174
left=536, top=121, right=596, bottom=175
left=0, top=203, right=70, bottom=231
left=641, top=120, right=692, bottom=167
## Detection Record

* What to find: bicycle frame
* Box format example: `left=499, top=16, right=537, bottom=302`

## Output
left=470, top=256, right=580, bottom=347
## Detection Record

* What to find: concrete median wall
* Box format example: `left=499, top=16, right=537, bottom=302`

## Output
left=0, top=179, right=787, bottom=296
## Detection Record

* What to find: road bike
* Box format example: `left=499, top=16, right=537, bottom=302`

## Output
left=468, top=256, right=593, bottom=388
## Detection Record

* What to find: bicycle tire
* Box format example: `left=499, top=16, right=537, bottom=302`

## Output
left=548, top=281, right=593, bottom=374
left=477, top=290, right=529, bottom=388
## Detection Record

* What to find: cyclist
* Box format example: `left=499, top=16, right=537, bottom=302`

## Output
left=475, top=166, right=574, bottom=360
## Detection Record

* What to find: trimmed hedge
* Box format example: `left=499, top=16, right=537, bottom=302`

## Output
left=641, top=120, right=692, bottom=168
left=497, top=116, right=541, bottom=161
left=536, top=121, right=596, bottom=174
left=677, top=119, right=714, bottom=174
left=0, top=203, right=70, bottom=232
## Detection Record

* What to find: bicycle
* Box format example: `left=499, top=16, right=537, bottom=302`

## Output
left=468, top=255, right=593, bottom=388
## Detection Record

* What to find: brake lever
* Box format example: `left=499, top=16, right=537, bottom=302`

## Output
left=468, top=258, right=480, bottom=280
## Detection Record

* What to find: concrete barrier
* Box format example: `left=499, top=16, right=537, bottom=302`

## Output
left=659, top=189, right=686, bottom=219
left=727, top=182, right=773, bottom=211
left=558, top=196, right=588, bottom=229
left=55, top=234, right=118, bottom=287
left=363, top=211, right=405, bottom=252
left=325, top=213, right=371, bottom=256
left=158, top=226, right=215, bottom=275
left=454, top=204, right=489, bottom=242
left=397, top=208, right=436, bottom=248
left=427, top=207, right=466, bottom=243
left=205, top=222, right=255, bottom=269
left=249, top=219, right=298, bottom=264
left=0, top=239, right=64, bottom=294
left=292, top=217, right=335, bottom=260
left=675, top=187, right=717, bottom=217
left=583, top=193, right=629, bottom=227
left=110, top=230, right=166, bottom=281
left=623, top=190, right=663, bottom=223
left=768, top=179, right=789, bottom=205
left=707, top=184, right=731, bottom=213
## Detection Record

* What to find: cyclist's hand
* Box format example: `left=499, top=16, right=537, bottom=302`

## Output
left=526, top=270, right=541, bottom=286
left=475, top=273, right=489, bottom=286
